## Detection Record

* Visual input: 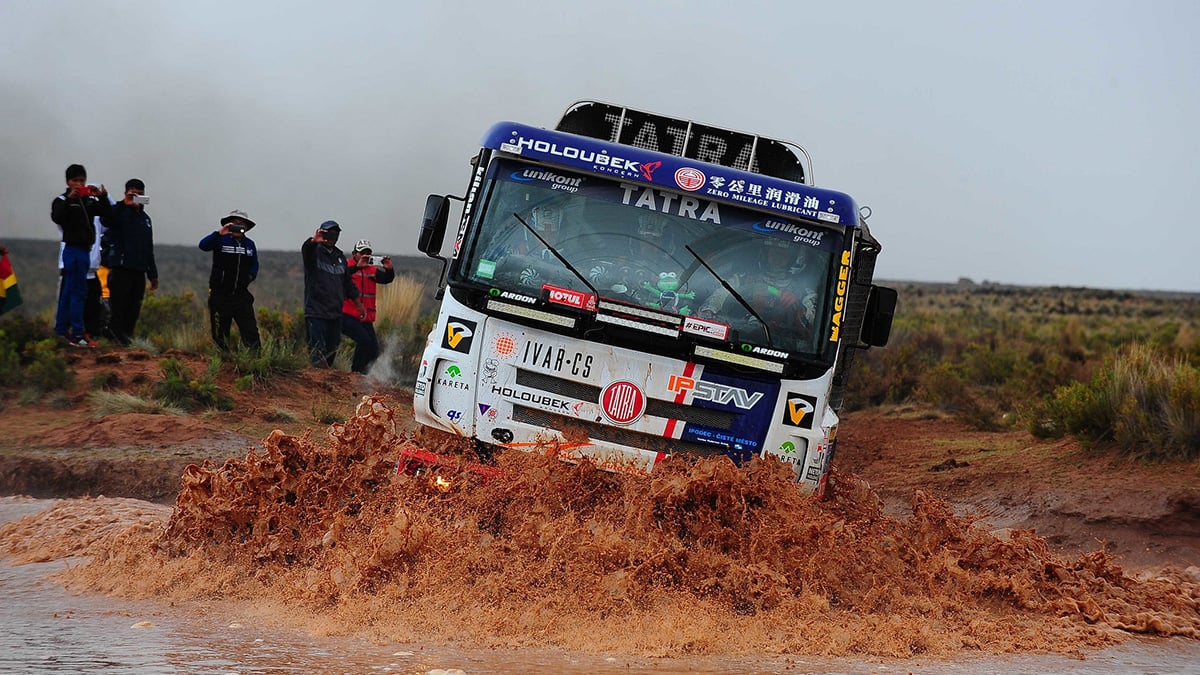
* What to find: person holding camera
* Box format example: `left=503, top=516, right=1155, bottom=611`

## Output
left=100, top=179, right=158, bottom=345
left=302, top=221, right=363, bottom=368
left=51, top=163, right=111, bottom=347
left=341, top=239, right=395, bottom=374
left=199, top=210, right=261, bottom=352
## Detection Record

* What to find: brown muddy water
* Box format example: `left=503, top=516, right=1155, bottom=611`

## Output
left=1, top=396, right=1198, bottom=673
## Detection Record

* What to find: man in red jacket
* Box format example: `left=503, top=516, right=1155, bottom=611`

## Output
left=341, top=239, right=395, bottom=374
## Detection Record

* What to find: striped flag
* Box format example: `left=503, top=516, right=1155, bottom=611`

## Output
left=0, top=249, right=21, bottom=315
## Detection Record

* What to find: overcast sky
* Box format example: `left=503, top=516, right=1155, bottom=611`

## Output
left=2, top=1, right=1197, bottom=291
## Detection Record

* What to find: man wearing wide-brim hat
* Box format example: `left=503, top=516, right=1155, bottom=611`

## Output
left=198, top=209, right=262, bottom=351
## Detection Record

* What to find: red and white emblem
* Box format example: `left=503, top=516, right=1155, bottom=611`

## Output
left=600, top=380, right=646, bottom=425
left=674, top=167, right=706, bottom=191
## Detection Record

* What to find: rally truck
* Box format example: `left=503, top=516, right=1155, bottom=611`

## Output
left=411, top=101, right=894, bottom=496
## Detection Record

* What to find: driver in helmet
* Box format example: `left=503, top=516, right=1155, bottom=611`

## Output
left=697, top=237, right=821, bottom=343
left=483, top=202, right=569, bottom=288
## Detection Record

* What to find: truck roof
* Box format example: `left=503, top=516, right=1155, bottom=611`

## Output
left=481, top=121, right=861, bottom=228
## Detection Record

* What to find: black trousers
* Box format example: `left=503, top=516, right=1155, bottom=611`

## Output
left=107, top=268, right=147, bottom=345
left=208, top=290, right=260, bottom=351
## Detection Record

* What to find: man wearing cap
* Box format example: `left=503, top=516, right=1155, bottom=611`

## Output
left=302, top=221, right=363, bottom=368
left=342, top=239, right=395, bottom=374
left=199, top=210, right=261, bottom=351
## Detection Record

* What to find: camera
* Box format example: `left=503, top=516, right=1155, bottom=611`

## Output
left=132, top=195, right=150, bottom=205
left=228, top=224, right=246, bottom=234
left=77, top=185, right=97, bottom=198
left=366, top=255, right=385, bottom=266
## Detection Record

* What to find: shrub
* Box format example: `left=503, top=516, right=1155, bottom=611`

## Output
left=375, top=276, right=425, bottom=331
left=90, top=371, right=121, bottom=390
left=256, top=307, right=305, bottom=349
left=22, top=339, right=73, bottom=394
left=0, top=330, right=20, bottom=384
left=88, top=390, right=185, bottom=416
left=1034, top=343, right=1200, bottom=460
left=229, top=336, right=308, bottom=384
left=139, top=291, right=206, bottom=343
left=154, top=356, right=233, bottom=412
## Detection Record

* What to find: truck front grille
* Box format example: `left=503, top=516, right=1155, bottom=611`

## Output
left=515, top=369, right=737, bottom=430
left=512, top=405, right=729, bottom=458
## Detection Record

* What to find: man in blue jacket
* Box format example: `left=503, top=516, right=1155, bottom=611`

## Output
left=199, top=210, right=261, bottom=352
left=51, top=163, right=111, bottom=346
left=101, top=179, right=158, bottom=345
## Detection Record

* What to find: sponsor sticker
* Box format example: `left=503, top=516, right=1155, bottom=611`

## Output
left=442, top=317, right=477, bottom=353
left=681, top=316, right=730, bottom=340
left=782, top=393, right=818, bottom=429
left=675, top=167, right=706, bottom=191
left=492, top=331, right=519, bottom=359
left=667, top=374, right=764, bottom=410
left=543, top=284, right=597, bottom=311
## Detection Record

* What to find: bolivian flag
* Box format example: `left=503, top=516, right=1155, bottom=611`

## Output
left=0, top=249, right=21, bottom=315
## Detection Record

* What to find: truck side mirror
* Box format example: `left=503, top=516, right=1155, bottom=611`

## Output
left=862, top=285, right=896, bottom=347
left=417, top=195, right=450, bottom=256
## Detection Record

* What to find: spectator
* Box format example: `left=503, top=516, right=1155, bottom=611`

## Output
left=57, top=205, right=111, bottom=340
left=199, top=210, right=261, bottom=352
left=302, top=221, right=363, bottom=368
left=101, top=179, right=158, bottom=345
left=51, top=164, right=111, bottom=347
left=342, top=239, right=395, bottom=374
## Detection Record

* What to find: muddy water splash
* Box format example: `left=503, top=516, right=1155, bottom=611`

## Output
left=10, top=395, right=1200, bottom=658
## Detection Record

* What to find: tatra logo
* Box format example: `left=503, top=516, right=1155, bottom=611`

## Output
left=782, top=393, right=818, bottom=429
left=619, top=184, right=721, bottom=223
left=667, top=374, right=763, bottom=410
left=600, top=380, right=646, bottom=425
left=442, top=317, right=477, bottom=353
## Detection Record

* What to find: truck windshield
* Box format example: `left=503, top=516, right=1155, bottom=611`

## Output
left=457, top=159, right=842, bottom=356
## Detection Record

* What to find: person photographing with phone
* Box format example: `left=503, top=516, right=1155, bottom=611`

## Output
left=100, top=179, right=158, bottom=345
left=51, top=163, right=111, bottom=347
left=342, top=239, right=395, bottom=374
left=199, top=210, right=261, bottom=352
left=302, top=221, right=364, bottom=368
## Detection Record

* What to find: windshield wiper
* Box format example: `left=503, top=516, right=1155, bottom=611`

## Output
left=512, top=212, right=600, bottom=301
left=685, top=244, right=773, bottom=348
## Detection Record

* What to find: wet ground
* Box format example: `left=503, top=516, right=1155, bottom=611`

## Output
left=3, top=497, right=1200, bottom=674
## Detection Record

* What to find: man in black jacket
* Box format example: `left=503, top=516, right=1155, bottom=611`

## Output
left=199, top=210, right=261, bottom=352
left=302, top=221, right=363, bottom=368
left=51, top=164, right=111, bottom=346
left=101, top=179, right=158, bottom=345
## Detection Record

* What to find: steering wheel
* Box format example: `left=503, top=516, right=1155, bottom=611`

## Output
left=575, top=234, right=689, bottom=299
